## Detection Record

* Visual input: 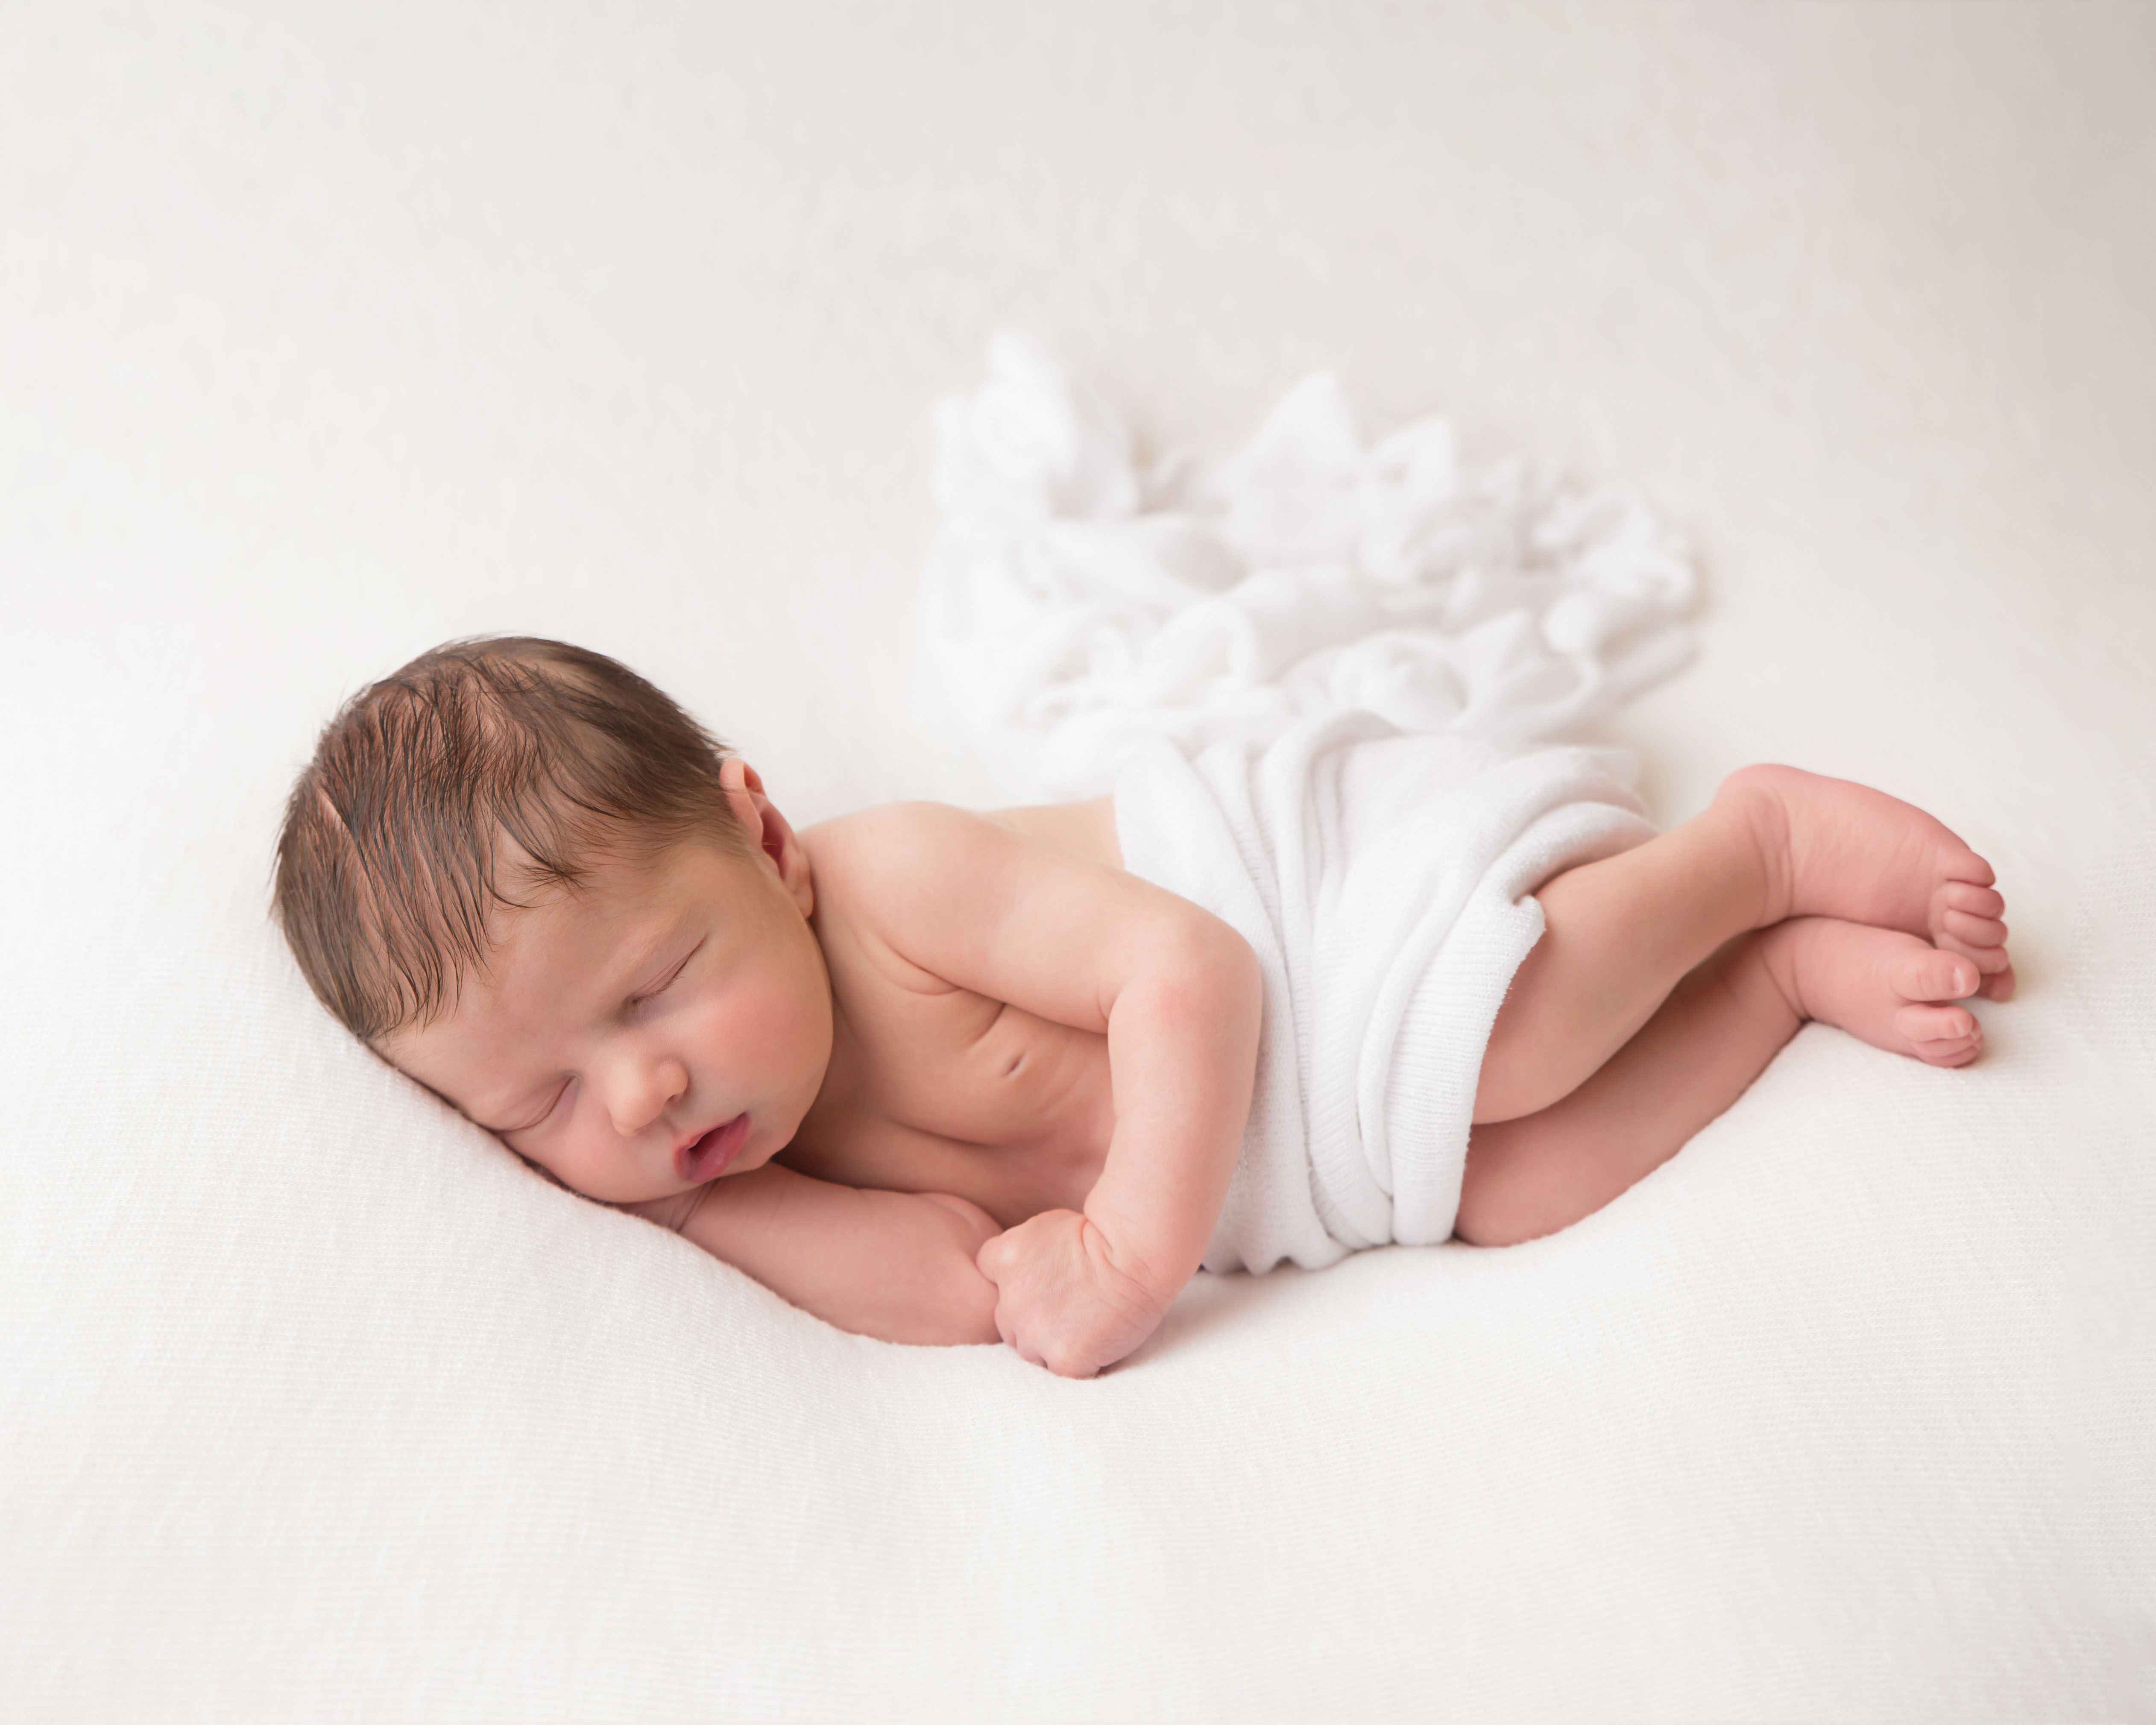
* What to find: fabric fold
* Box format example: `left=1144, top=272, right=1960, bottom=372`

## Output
left=928, top=333, right=1697, bottom=799
left=1116, top=715, right=1654, bottom=1272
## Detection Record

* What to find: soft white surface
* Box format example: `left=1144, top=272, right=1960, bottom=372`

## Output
left=3, top=3, right=2153, bottom=1719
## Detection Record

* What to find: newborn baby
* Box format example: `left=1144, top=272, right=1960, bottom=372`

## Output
left=275, top=636, right=2015, bottom=1377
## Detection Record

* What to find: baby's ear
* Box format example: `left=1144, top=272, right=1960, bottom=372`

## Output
left=718, top=757, right=813, bottom=915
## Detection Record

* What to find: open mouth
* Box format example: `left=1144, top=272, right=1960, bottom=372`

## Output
left=675, top=1113, right=750, bottom=1184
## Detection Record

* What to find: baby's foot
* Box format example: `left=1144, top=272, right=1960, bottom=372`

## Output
left=1760, top=916, right=1986, bottom=1067
left=1716, top=764, right=2015, bottom=1000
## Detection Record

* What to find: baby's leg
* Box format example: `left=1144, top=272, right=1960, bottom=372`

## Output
left=1456, top=918, right=1984, bottom=1247
left=1475, top=765, right=2010, bottom=1124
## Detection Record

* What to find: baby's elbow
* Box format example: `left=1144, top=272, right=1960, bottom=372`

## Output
left=1162, top=909, right=1261, bottom=1006
left=1191, top=914, right=1263, bottom=1043
left=1219, top=921, right=1263, bottom=1010
left=916, top=1190, right=1002, bottom=1254
left=936, top=1262, right=1003, bottom=1347
left=888, top=1253, right=1000, bottom=1347
left=893, top=1194, right=1002, bottom=1347
left=822, top=1255, right=999, bottom=1348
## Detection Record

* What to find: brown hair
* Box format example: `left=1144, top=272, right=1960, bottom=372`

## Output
left=273, top=636, right=747, bottom=1042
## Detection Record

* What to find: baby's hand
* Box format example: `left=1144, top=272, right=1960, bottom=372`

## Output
left=975, top=1210, right=1168, bottom=1378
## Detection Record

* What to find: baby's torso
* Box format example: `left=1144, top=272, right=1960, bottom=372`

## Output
left=776, top=797, right=1124, bottom=1227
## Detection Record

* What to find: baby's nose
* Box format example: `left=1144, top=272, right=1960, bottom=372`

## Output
left=605, top=1054, right=687, bottom=1137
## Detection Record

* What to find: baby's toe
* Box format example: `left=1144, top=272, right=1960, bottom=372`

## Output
left=1897, top=1001, right=1977, bottom=1040
left=1889, top=945, right=1980, bottom=1005
left=1894, top=1002, right=1984, bottom=1066
left=1939, top=879, right=2006, bottom=922
left=1929, top=896, right=2015, bottom=1000
left=1940, top=908, right=2008, bottom=951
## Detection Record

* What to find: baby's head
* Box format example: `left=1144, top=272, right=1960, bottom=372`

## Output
left=275, top=636, right=832, bottom=1203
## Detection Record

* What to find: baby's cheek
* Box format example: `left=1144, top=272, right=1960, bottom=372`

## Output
left=546, top=1110, right=631, bottom=1203
left=717, top=987, right=810, bottom=1066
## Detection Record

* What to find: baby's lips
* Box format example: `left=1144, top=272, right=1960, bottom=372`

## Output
left=675, top=1113, right=750, bottom=1183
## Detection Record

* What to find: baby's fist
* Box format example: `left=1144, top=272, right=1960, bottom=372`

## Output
left=975, top=1210, right=1166, bottom=1378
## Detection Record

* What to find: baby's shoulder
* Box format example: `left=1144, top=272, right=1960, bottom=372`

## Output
left=799, top=801, right=1011, bottom=977
left=801, top=799, right=1002, bottom=896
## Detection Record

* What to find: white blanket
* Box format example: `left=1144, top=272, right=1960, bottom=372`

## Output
left=927, top=333, right=1698, bottom=797
left=10, top=10, right=2153, bottom=1719
left=1119, top=716, right=1652, bottom=1271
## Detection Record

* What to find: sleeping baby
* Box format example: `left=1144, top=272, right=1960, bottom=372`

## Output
left=274, top=635, right=2014, bottom=1377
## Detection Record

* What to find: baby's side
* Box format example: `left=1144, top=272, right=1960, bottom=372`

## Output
left=441, top=774, right=1266, bottom=1375
left=751, top=792, right=1259, bottom=1372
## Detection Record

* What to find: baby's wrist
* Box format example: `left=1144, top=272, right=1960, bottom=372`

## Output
left=1078, top=1212, right=1185, bottom=1315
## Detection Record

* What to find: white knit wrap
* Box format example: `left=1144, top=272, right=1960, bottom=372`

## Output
left=1116, top=715, right=1652, bottom=1271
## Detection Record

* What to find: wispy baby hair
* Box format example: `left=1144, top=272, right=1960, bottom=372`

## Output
left=274, top=636, right=746, bottom=1043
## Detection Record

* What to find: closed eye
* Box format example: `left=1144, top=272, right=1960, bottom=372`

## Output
left=492, top=1077, right=571, bottom=1138
left=626, top=937, right=705, bottom=1016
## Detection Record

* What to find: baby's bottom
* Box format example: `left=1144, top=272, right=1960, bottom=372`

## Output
left=1455, top=767, right=2014, bottom=1247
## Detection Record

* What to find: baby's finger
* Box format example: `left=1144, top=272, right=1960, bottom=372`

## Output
left=1037, top=1339, right=1101, bottom=1380
left=1004, top=1313, right=1054, bottom=1371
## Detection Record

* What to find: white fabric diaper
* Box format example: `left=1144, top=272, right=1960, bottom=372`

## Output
left=1115, top=712, right=1655, bottom=1272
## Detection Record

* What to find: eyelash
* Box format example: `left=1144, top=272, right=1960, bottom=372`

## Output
left=626, top=942, right=700, bottom=1014
left=497, top=1078, right=571, bottom=1138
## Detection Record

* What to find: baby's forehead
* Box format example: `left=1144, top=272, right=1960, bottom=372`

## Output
left=407, top=820, right=735, bottom=987
left=484, top=824, right=704, bottom=930
left=382, top=880, right=674, bottom=1105
left=466, top=831, right=748, bottom=985
left=483, top=849, right=688, bottom=971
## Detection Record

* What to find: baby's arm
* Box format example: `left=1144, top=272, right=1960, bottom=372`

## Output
left=826, top=804, right=1264, bottom=1377
left=631, top=1167, right=1002, bottom=1346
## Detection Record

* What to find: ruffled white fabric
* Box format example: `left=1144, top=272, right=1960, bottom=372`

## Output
left=928, top=338, right=1693, bottom=1265
left=927, top=333, right=1697, bottom=797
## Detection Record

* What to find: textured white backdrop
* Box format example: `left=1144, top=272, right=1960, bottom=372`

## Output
left=3, top=3, right=2153, bottom=1719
